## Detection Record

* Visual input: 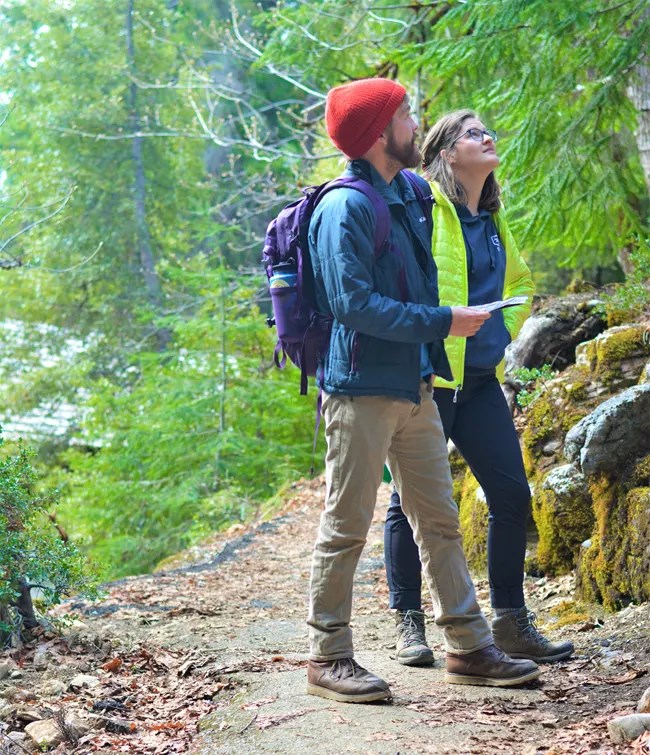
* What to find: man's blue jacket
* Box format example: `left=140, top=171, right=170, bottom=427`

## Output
left=308, top=159, right=453, bottom=404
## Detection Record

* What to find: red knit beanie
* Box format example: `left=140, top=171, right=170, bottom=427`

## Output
left=325, top=78, right=407, bottom=159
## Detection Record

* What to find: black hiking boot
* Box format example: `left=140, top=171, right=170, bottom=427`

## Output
left=394, top=609, right=435, bottom=666
left=492, top=608, right=574, bottom=663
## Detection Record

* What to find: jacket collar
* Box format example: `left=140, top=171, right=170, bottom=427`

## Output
left=345, top=159, right=415, bottom=207
left=432, top=180, right=503, bottom=220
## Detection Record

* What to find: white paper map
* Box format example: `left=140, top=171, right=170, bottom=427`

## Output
left=469, top=296, right=528, bottom=313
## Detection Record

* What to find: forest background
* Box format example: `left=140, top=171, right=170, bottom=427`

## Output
left=0, top=0, right=648, bottom=588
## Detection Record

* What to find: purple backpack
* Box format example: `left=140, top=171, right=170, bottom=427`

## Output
left=262, top=171, right=430, bottom=394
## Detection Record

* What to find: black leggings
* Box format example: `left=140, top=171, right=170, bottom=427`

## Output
left=384, top=372, right=531, bottom=610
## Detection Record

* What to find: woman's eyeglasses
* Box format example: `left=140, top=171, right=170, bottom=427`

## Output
left=452, top=128, right=497, bottom=145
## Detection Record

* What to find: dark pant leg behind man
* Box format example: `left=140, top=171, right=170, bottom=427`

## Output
left=384, top=373, right=531, bottom=611
left=384, top=374, right=573, bottom=664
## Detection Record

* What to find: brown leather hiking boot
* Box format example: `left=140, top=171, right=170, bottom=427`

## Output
left=394, top=609, right=435, bottom=666
left=306, top=658, right=392, bottom=703
left=445, top=643, right=540, bottom=687
left=492, top=607, right=574, bottom=663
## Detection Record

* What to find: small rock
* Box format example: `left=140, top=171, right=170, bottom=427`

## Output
left=33, top=648, right=50, bottom=671
left=0, top=702, right=16, bottom=721
left=0, top=660, right=17, bottom=680
left=6, top=731, right=29, bottom=749
left=599, top=648, right=623, bottom=667
left=15, top=707, right=47, bottom=723
left=25, top=718, right=64, bottom=748
left=608, top=713, right=650, bottom=744
left=1, top=686, right=23, bottom=702
left=9, top=670, right=23, bottom=680
left=87, top=712, right=134, bottom=734
left=69, top=673, right=100, bottom=690
left=542, top=439, right=562, bottom=456
left=40, top=679, right=67, bottom=697
left=62, top=619, right=89, bottom=644
left=637, top=687, right=650, bottom=714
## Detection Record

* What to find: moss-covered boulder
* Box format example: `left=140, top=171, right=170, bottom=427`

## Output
left=519, top=326, right=650, bottom=483
left=564, top=384, right=650, bottom=477
left=457, top=468, right=488, bottom=575
left=532, top=465, right=594, bottom=576
left=520, top=375, right=589, bottom=481
left=574, top=324, right=650, bottom=391
left=577, top=455, right=650, bottom=609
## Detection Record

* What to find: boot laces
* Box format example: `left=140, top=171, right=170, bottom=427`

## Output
left=399, top=610, right=426, bottom=648
left=516, top=610, right=548, bottom=645
left=330, top=657, right=363, bottom=680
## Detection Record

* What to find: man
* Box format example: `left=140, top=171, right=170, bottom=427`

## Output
left=306, top=77, right=541, bottom=703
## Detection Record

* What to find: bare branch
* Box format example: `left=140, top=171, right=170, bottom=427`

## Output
left=229, top=1, right=324, bottom=99
left=31, top=241, right=104, bottom=274
left=0, top=106, right=13, bottom=129
left=0, top=186, right=75, bottom=260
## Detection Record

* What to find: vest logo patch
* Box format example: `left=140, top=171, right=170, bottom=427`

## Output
left=490, top=234, right=502, bottom=250
left=419, top=216, right=426, bottom=223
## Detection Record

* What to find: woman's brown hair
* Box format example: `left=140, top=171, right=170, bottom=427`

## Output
left=420, top=109, right=501, bottom=214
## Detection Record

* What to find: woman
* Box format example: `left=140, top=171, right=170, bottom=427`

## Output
left=384, top=110, right=573, bottom=667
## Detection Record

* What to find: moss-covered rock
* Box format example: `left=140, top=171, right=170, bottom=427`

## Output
left=533, top=465, right=594, bottom=576
left=575, top=325, right=650, bottom=390
left=521, top=379, right=588, bottom=480
left=548, top=599, right=592, bottom=629
left=457, top=468, right=488, bottom=575
left=564, top=385, right=650, bottom=477
left=577, top=455, right=650, bottom=609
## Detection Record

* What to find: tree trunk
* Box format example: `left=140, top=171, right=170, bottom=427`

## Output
left=14, top=578, right=39, bottom=630
left=627, top=12, right=650, bottom=193
left=629, top=61, right=650, bottom=193
left=126, top=0, right=170, bottom=350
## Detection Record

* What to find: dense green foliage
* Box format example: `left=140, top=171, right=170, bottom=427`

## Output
left=256, top=0, right=649, bottom=274
left=51, top=270, right=325, bottom=577
left=0, top=0, right=648, bottom=580
left=0, top=433, right=96, bottom=636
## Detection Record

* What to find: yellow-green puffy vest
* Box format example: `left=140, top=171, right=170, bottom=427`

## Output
left=431, top=181, right=535, bottom=391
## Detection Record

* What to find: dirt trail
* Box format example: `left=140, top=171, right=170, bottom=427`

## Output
left=3, top=478, right=650, bottom=754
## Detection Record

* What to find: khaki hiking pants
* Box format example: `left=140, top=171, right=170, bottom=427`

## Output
left=308, top=381, right=493, bottom=661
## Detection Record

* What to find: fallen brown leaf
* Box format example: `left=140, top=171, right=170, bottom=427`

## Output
left=603, top=668, right=646, bottom=685
left=102, top=657, right=123, bottom=673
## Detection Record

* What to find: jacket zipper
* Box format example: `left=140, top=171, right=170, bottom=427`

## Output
left=351, top=332, right=360, bottom=373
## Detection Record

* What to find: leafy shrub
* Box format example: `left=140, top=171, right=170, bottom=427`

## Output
left=603, top=243, right=650, bottom=326
left=513, top=365, right=557, bottom=408
left=0, top=433, right=97, bottom=643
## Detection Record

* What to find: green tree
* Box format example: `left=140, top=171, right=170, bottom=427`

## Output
left=242, top=0, right=650, bottom=279
left=52, top=269, right=323, bottom=576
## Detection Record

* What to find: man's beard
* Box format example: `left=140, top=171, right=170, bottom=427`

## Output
left=385, top=131, right=421, bottom=169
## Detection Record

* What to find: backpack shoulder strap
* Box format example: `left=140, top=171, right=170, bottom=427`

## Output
left=316, top=177, right=390, bottom=259
left=401, top=170, right=434, bottom=237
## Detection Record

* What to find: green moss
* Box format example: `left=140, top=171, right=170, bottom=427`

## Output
left=549, top=599, right=591, bottom=629
left=593, top=326, right=649, bottom=387
left=577, top=472, right=650, bottom=610
left=457, top=469, right=488, bottom=575
left=521, top=391, right=586, bottom=479
left=532, top=473, right=594, bottom=576
left=521, top=396, right=556, bottom=477
left=449, top=449, right=468, bottom=505
left=564, top=279, right=593, bottom=294
left=629, top=454, right=650, bottom=488
left=564, top=381, right=588, bottom=402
